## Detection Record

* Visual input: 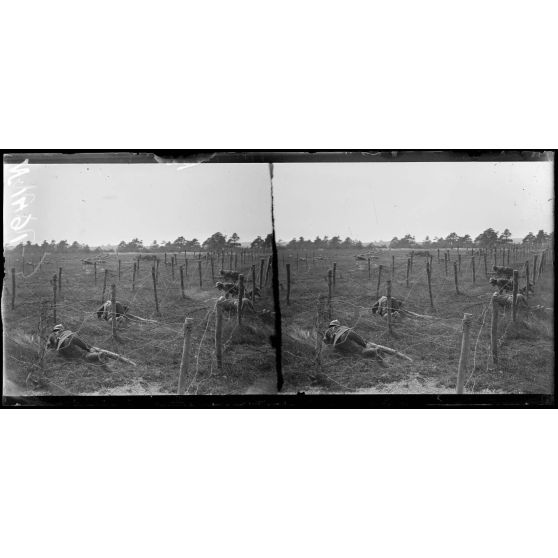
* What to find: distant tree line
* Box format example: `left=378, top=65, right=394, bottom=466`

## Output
left=6, top=232, right=274, bottom=255
left=5, top=228, right=552, bottom=255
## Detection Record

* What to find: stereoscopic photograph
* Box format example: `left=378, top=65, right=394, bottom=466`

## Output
left=2, top=151, right=555, bottom=404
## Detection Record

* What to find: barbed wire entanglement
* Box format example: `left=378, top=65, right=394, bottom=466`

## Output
left=277, top=245, right=554, bottom=394
left=3, top=249, right=278, bottom=396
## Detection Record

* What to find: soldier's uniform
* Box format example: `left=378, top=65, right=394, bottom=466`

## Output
left=47, top=325, right=106, bottom=362
left=323, top=320, right=367, bottom=353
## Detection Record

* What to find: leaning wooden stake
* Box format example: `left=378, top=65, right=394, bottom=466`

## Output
left=259, top=258, right=265, bottom=290
left=533, top=254, right=539, bottom=286
left=151, top=266, right=160, bottom=315
left=386, top=279, right=393, bottom=334
left=11, top=268, right=16, bottom=309
left=111, top=283, right=117, bottom=339
left=456, top=313, right=472, bottom=394
left=490, top=293, right=499, bottom=367
left=426, top=261, right=434, bottom=309
left=286, top=263, right=291, bottom=305
left=132, top=262, right=137, bottom=291
left=52, top=274, right=57, bottom=324
left=512, top=269, right=519, bottom=322
left=180, top=266, right=185, bottom=299
left=237, top=274, right=245, bottom=326
left=215, top=299, right=224, bottom=370
left=177, top=318, right=194, bottom=395
left=251, top=264, right=256, bottom=304
left=453, top=261, right=459, bottom=294
left=101, top=269, right=108, bottom=304
left=376, top=264, right=383, bottom=300
left=327, top=269, right=333, bottom=320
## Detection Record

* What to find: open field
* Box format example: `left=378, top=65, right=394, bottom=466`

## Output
left=278, top=246, right=554, bottom=394
left=3, top=250, right=277, bottom=395
left=3, top=244, right=554, bottom=396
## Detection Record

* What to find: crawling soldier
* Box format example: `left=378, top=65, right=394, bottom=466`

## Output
left=47, top=324, right=107, bottom=363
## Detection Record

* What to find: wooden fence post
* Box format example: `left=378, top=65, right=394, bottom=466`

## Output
left=444, top=253, right=448, bottom=276
left=94, top=261, right=97, bottom=284
left=58, top=267, right=62, bottom=295
left=472, top=256, right=476, bottom=284
left=437, top=248, right=440, bottom=263
left=286, top=263, right=291, bottom=305
left=111, top=283, right=117, bottom=339
left=251, top=264, right=256, bottom=303
left=406, top=258, right=410, bottom=288
left=391, top=255, right=395, bottom=278
left=483, top=251, right=488, bottom=277
left=426, top=261, right=434, bottom=309
left=259, top=258, right=265, bottom=290
left=132, top=262, right=137, bottom=291
left=178, top=318, right=194, bottom=394
left=164, top=252, right=167, bottom=265
left=410, top=251, right=414, bottom=273
left=490, top=293, right=499, bottom=367
left=458, top=253, right=462, bottom=274
left=237, top=274, right=245, bottom=326
left=152, top=266, right=160, bottom=315
left=525, top=260, right=530, bottom=297
left=215, top=299, right=223, bottom=370
left=171, top=256, right=175, bottom=280
left=456, top=313, right=473, bottom=394
left=180, top=266, right=185, bottom=298
left=198, top=259, right=202, bottom=288
left=512, top=269, right=519, bottom=322
left=376, top=264, right=383, bottom=300
left=368, top=257, right=371, bottom=280
left=101, top=269, right=108, bottom=303
left=532, top=254, right=539, bottom=286
left=118, top=259, right=121, bottom=280
left=453, top=261, right=459, bottom=294
left=52, top=274, right=57, bottom=324
left=386, top=279, right=392, bottom=334
left=11, top=268, right=16, bottom=309
left=327, top=269, right=333, bottom=320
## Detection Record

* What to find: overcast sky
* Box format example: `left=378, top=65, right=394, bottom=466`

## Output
left=3, top=160, right=553, bottom=247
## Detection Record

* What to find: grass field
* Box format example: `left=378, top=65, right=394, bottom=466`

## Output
left=3, top=250, right=278, bottom=396
left=3, top=246, right=554, bottom=396
left=278, top=247, right=554, bottom=394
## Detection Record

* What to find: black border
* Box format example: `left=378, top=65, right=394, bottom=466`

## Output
left=2, top=149, right=556, bottom=408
